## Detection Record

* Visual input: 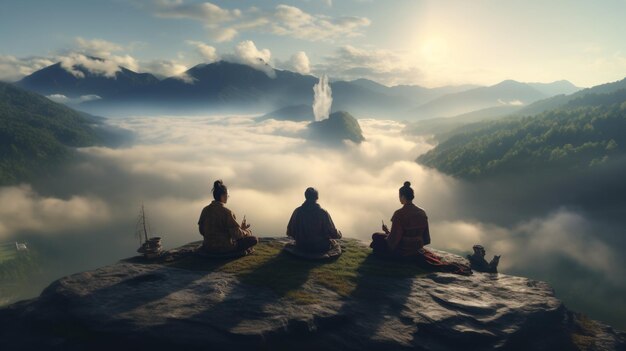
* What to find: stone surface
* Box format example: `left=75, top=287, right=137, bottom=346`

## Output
left=0, top=238, right=623, bottom=351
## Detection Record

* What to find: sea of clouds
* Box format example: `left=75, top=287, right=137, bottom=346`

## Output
left=0, top=115, right=624, bottom=326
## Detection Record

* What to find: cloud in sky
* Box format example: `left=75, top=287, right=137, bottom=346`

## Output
left=74, top=37, right=124, bottom=57
left=59, top=53, right=139, bottom=78
left=141, top=59, right=193, bottom=82
left=276, top=51, right=311, bottom=75
left=55, top=38, right=142, bottom=78
left=153, top=0, right=241, bottom=22
left=151, top=1, right=370, bottom=42
left=186, top=40, right=219, bottom=63
left=267, top=5, right=370, bottom=41
left=223, top=40, right=275, bottom=78
left=0, top=38, right=146, bottom=81
left=0, top=55, right=55, bottom=82
left=314, top=45, right=421, bottom=86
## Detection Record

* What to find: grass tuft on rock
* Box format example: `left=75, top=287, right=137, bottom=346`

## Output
left=165, top=238, right=426, bottom=303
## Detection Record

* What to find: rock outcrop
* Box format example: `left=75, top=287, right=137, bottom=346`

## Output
left=0, top=238, right=623, bottom=351
left=307, top=111, right=365, bottom=145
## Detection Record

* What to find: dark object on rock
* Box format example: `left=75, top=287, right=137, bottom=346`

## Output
left=137, top=237, right=163, bottom=259
left=417, top=249, right=473, bottom=276
left=196, top=246, right=255, bottom=259
left=283, top=240, right=342, bottom=260
left=371, top=235, right=472, bottom=276
left=467, top=244, right=500, bottom=273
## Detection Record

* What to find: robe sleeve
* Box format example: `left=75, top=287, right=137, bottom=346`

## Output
left=286, top=209, right=297, bottom=237
left=226, top=211, right=250, bottom=240
left=324, top=210, right=341, bottom=239
left=423, top=222, right=431, bottom=245
left=198, top=208, right=207, bottom=237
left=386, top=211, right=403, bottom=250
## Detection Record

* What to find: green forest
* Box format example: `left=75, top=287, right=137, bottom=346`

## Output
left=418, top=90, right=626, bottom=179
left=0, top=82, right=104, bottom=185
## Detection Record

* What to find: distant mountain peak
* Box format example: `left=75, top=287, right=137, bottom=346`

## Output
left=493, top=79, right=524, bottom=87
left=16, top=60, right=160, bottom=99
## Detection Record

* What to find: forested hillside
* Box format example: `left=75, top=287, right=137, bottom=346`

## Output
left=418, top=94, right=626, bottom=179
left=0, top=82, right=105, bottom=184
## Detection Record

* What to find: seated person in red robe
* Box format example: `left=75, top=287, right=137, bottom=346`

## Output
left=370, top=181, right=430, bottom=258
left=370, top=181, right=471, bottom=275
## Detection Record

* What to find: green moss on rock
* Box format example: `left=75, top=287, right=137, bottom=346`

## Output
left=166, top=238, right=426, bottom=303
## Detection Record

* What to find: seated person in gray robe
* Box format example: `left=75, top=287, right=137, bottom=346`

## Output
left=286, top=187, right=342, bottom=253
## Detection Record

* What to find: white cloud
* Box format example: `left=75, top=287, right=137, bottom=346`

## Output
left=150, top=1, right=370, bottom=42
left=284, top=51, right=311, bottom=74
left=498, top=99, right=524, bottom=106
left=267, top=5, right=370, bottom=41
left=314, top=45, right=422, bottom=86
left=0, top=55, right=55, bottom=82
left=46, top=94, right=101, bottom=104
left=46, top=37, right=188, bottom=80
left=0, top=38, right=145, bottom=81
left=141, top=59, right=190, bottom=80
left=59, top=37, right=142, bottom=77
left=206, top=26, right=239, bottom=43
left=75, top=37, right=124, bottom=57
left=223, top=40, right=275, bottom=78
left=185, top=40, right=219, bottom=62
left=153, top=0, right=241, bottom=22
left=514, top=210, right=615, bottom=275
left=431, top=209, right=620, bottom=280
left=0, top=185, right=110, bottom=240
left=59, top=53, right=139, bottom=78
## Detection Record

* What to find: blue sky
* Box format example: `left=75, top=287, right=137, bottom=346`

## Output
left=1, top=0, right=626, bottom=87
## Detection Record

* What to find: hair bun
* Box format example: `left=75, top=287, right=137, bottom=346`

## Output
left=403, top=181, right=411, bottom=187
left=214, top=180, right=223, bottom=188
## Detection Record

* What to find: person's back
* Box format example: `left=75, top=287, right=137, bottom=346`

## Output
left=198, top=180, right=257, bottom=253
left=388, top=202, right=430, bottom=256
left=371, top=181, right=431, bottom=258
left=287, top=187, right=341, bottom=253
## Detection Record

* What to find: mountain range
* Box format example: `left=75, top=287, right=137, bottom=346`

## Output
left=518, top=76, right=626, bottom=115
left=13, top=59, right=580, bottom=119
left=407, top=80, right=579, bottom=119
